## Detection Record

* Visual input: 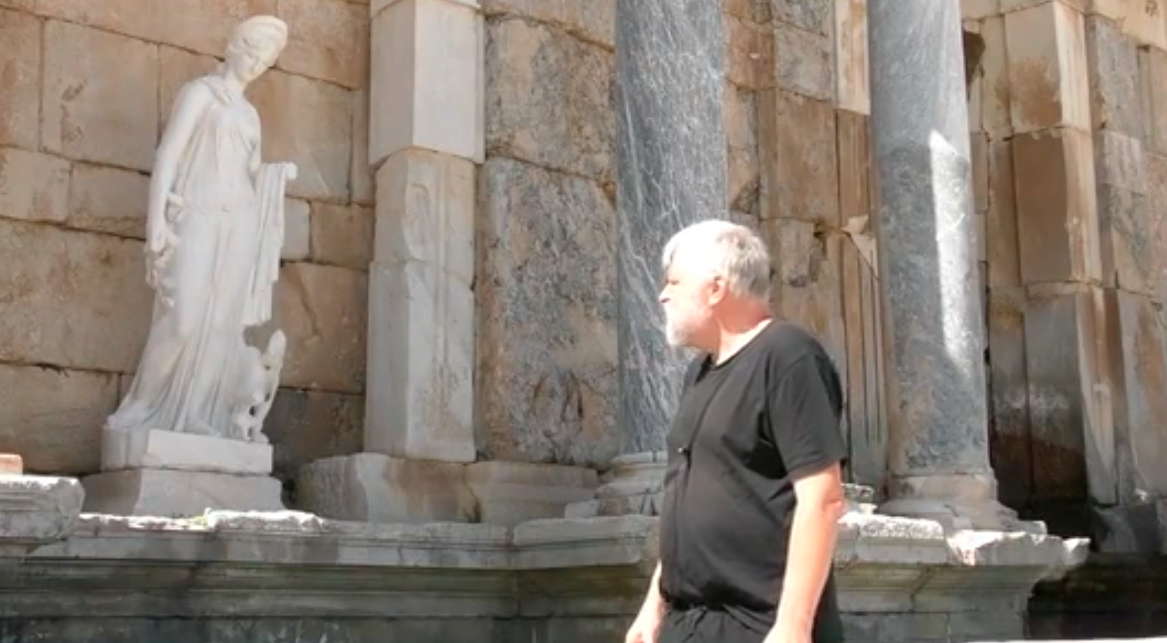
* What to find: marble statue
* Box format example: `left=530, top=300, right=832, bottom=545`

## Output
left=106, top=15, right=295, bottom=444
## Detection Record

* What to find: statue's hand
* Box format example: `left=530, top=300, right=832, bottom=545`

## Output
left=283, top=162, right=298, bottom=181
left=147, top=219, right=177, bottom=257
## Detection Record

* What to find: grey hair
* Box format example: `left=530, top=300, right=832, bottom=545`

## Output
left=661, top=219, right=772, bottom=301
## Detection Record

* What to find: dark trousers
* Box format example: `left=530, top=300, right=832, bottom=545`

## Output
left=659, top=604, right=845, bottom=643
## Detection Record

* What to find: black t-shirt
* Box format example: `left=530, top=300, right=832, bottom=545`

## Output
left=658, top=321, right=847, bottom=638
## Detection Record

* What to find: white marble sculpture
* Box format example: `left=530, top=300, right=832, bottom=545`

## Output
left=107, top=15, right=295, bottom=445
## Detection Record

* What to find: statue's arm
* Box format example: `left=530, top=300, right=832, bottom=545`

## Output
left=148, top=82, right=211, bottom=247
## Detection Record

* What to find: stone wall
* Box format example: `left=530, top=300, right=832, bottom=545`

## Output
left=966, top=0, right=1167, bottom=547
left=0, top=0, right=371, bottom=488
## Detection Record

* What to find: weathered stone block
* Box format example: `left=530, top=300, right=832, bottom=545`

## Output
left=1140, top=46, right=1167, bottom=157
left=774, top=21, right=832, bottom=100
left=0, top=147, right=70, bottom=224
left=276, top=0, right=366, bottom=88
left=33, top=0, right=277, bottom=58
left=1149, top=153, right=1167, bottom=302
left=485, top=18, right=613, bottom=181
left=481, top=0, right=616, bottom=49
left=68, top=164, right=149, bottom=238
left=251, top=71, right=354, bottom=202
left=41, top=20, right=159, bottom=171
left=834, top=0, right=869, bottom=114
left=0, top=220, right=152, bottom=373
left=0, top=364, right=118, bottom=475
left=972, top=132, right=990, bottom=213
left=82, top=468, right=284, bottom=517
left=725, top=85, right=760, bottom=214
left=987, top=139, right=1022, bottom=287
left=980, top=15, right=1012, bottom=137
left=1108, top=290, right=1167, bottom=499
left=1085, top=14, right=1142, bottom=136
left=264, top=388, right=362, bottom=483
left=1119, top=0, right=1167, bottom=48
left=476, top=158, right=618, bottom=468
left=0, top=8, right=39, bottom=150
left=1093, top=129, right=1147, bottom=194
left=367, top=150, right=475, bottom=463
left=1012, top=128, right=1101, bottom=284
left=101, top=428, right=273, bottom=476
left=273, top=262, right=367, bottom=394
left=771, top=0, right=831, bottom=34
left=1098, top=184, right=1154, bottom=295
left=282, top=198, right=311, bottom=261
left=351, top=88, right=374, bottom=205
left=465, top=461, right=598, bottom=526
left=371, top=0, right=483, bottom=165
left=1000, top=0, right=1090, bottom=14
left=1004, top=1, right=1090, bottom=135
left=725, top=12, right=773, bottom=91
left=758, top=89, right=839, bottom=224
left=1025, top=284, right=1116, bottom=504
left=297, top=453, right=475, bottom=523
left=311, top=204, right=374, bottom=270
left=963, top=0, right=1001, bottom=19
left=765, top=218, right=847, bottom=369
left=988, top=287, right=1032, bottom=507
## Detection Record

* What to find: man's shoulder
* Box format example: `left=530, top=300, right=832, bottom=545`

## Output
left=756, top=321, right=834, bottom=372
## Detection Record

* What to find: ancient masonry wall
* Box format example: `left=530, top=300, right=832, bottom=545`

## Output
left=966, top=0, right=1167, bottom=535
left=0, top=0, right=371, bottom=489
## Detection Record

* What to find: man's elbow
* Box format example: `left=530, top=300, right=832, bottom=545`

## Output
left=792, top=463, right=848, bottom=523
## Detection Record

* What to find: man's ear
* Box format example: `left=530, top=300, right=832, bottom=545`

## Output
left=708, top=275, right=727, bottom=305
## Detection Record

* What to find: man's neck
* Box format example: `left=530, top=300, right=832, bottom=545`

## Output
left=712, top=315, right=773, bottom=365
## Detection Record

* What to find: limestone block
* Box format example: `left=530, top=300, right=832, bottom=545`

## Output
left=311, top=204, right=374, bottom=270
left=1012, top=128, right=1101, bottom=284
left=836, top=110, right=871, bottom=220
left=972, top=133, right=990, bottom=213
left=1085, top=15, right=1142, bottom=136
left=725, top=85, right=760, bottom=214
left=465, top=461, right=599, bottom=526
left=0, top=220, right=152, bottom=373
left=281, top=198, right=311, bottom=261
left=476, top=158, right=618, bottom=467
left=0, top=364, right=118, bottom=475
left=765, top=218, right=847, bottom=370
left=276, top=0, right=367, bottom=88
left=296, top=453, right=475, bottom=523
left=0, top=455, right=20, bottom=474
left=758, top=90, right=839, bottom=224
left=1149, top=153, right=1167, bottom=301
left=963, top=0, right=1001, bottom=19
left=0, top=475, right=83, bottom=554
left=67, top=164, right=149, bottom=238
left=0, top=147, right=70, bottom=224
left=251, top=71, right=353, bottom=202
left=987, top=287, right=1032, bottom=507
left=771, top=0, right=831, bottom=34
left=481, top=0, right=616, bottom=49
left=774, top=20, right=833, bottom=101
left=101, top=429, right=273, bottom=476
left=1004, top=1, right=1090, bottom=135
left=367, top=151, right=475, bottom=462
left=1107, top=290, right=1167, bottom=499
left=351, top=88, right=374, bottom=204
left=82, top=468, right=284, bottom=517
left=1119, top=0, right=1167, bottom=48
left=987, top=139, right=1022, bottom=287
left=41, top=20, right=159, bottom=171
left=1140, top=47, right=1167, bottom=157
left=32, top=0, right=277, bottom=59
left=264, top=388, right=362, bottom=483
left=725, top=12, right=774, bottom=91
left=1098, top=183, right=1154, bottom=295
left=484, top=18, right=613, bottom=181
left=980, top=15, right=1012, bottom=137
left=1000, top=0, right=1090, bottom=14
left=273, top=262, right=367, bottom=394
left=0, top=8, right=39, bottom=149
left=1025, top=285, right=1116, bottom=504
left=370, top=0, right=483, bottom=165
left=834, top=0, right=870, bottom=115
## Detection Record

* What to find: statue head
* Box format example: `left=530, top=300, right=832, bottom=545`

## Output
left=222, top=15, right=288, bottom=85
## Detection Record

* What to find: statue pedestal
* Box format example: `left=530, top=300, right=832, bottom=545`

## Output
left=82, top=429, right=284, bottom=517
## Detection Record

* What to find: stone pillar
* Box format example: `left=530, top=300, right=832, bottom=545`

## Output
left=296, top=0, right=484, bottom=523
left=580, top=0, right=727, bottom=515
left=868, top=0, right=1017, bottom=530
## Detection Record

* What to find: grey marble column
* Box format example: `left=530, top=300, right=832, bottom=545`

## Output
left=616, top=0, right=727, bottom=454
left=868, top=0, right=1018, bottom=530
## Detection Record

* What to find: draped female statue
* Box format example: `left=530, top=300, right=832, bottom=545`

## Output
left=107, top=15, right=294, bottom=444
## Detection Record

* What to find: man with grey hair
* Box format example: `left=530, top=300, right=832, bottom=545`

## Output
left=625, top=219, right=847, bottom=643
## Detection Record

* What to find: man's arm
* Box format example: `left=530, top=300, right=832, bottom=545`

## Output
left=625, top=562, right=665, bottom=643
left=772, top=462, right=846, bottom=638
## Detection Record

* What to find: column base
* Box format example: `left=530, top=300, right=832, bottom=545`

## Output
left=879, top=473, right=1045, bottom=533
left=565, top=451, right=666, bottom=518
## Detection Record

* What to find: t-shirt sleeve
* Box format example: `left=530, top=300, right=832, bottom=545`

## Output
left=765, top=353, right=848, bottom=475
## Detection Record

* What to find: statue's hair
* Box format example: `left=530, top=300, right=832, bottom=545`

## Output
left=661, top=219, right=772, bottom=301
left=227, top=15, right=288, bottom=65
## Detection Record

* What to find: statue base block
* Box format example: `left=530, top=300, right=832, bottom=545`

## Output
left=102, top=429, right=273, bottom=476
left=82, top=469, right=285, bottom=518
